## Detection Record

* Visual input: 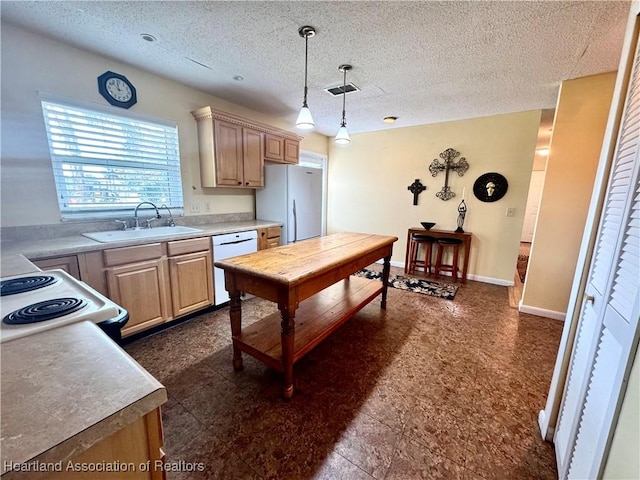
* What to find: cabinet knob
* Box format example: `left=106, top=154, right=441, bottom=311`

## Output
left=245, top=182, right=250, bottom=185
left=237, top=181, right=242, bottom=185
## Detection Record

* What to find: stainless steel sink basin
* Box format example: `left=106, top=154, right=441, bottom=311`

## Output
left=83, top=226, right=204, bottom=243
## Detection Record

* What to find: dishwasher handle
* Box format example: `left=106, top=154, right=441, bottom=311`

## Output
left=218, top=238, right=254, bottom=246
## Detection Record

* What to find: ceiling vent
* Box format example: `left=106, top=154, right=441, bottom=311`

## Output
left=325, top=83, right=360, bottom=96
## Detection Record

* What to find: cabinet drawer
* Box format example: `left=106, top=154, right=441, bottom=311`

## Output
left=267, top=227, right=281, bottom=238
left=167, top=237, right=210, bottom=256
left=266, top=238, right=280, bottom=249
left=32, top=255, right=80, bottom=279
left=103, top=243, right=164, bottom=267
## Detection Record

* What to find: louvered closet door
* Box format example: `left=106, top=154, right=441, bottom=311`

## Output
left=554, top=22, right=640, bottom=480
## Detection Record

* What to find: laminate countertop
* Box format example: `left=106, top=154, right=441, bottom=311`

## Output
left=0, top=220, right=281, bottom=261
left=0, top=321, right=167, bottom=478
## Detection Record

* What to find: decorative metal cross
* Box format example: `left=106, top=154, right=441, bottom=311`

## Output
left=429, top=148, right=469, bottom=201
left=407, top=179, right=426, bottom=205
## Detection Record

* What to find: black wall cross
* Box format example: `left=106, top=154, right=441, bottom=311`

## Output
left=407, top=179, right=426, bottom=205
left=429, top=148, right=469, bottom=201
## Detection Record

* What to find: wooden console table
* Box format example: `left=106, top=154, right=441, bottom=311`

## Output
left=404, top=228, right=472, bottom=282
left=214, top=232, right=397, bottom=398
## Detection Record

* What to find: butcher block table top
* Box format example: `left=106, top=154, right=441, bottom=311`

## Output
left=214, top=232, right=398, bottom=398
left=214, top=231, right=397, bottom=289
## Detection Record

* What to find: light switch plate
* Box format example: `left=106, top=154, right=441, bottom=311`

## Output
left=506, top=207, right=515, bottom=217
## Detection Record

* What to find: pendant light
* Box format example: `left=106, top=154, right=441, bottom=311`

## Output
left=335, top=64, right=352, bottom=145
left=296, top=26, right=316, bottom=130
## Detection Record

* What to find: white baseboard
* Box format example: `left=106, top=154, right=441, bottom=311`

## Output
left=519, top=302, right=566, bottom=321
left=538, top=409, right=555, bottom=442
left=466, top=273, right=513, bottom=286
left=390, top=261, right=514, bottom=286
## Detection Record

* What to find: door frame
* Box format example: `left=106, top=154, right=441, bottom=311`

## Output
left=538, top=1, right=640, bottom=443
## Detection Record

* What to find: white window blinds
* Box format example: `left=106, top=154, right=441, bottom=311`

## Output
left=41, top=101, right=183, bottom=219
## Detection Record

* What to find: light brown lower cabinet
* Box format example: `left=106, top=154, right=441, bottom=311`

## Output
left=31, top=237, right=215, bottom=338
left=32, top=255, right=80, bottom=279
left=168, top=250, right=213, bottom=317
left=258, top=226, right=281, bottom=250
left=106, top=258, right=171, bottom=337
left=45, top=408, right=166, bottom=480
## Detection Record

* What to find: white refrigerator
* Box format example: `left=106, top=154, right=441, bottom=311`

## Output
left=256, top=164, right=323, bottom=243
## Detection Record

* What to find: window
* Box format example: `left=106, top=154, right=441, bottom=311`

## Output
left=41, top=100, right=183, bottom=219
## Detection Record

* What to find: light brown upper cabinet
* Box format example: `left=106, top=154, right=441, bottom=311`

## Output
left=193, top=107, right=301, bottom=187
left=284, top=139, right=300, bottom=164
left=265, top=134, right=300, bottom=164
left=264, top=133, right=285, bottom=162
left=203, top=119, right=264, bottom=188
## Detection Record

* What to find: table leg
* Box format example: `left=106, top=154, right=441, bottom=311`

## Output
left=229, top=290, right=244, bottom=371
left=381, top=253, right=392, bottom=309
left=462, top=237, right=470, bottom=283
left=280, top=308, right=296, bottom=399
left=404, top=229, right=411, bottom=274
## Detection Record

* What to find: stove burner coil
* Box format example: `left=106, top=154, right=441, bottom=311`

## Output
left=3, top=298, right=87, bottom=325
left=0, top=275, right=57, bottom=296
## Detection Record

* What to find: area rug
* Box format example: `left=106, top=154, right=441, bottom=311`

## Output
left=517, top=255, right=529, bottom=283
left=354, top=269, right=458, bottom=300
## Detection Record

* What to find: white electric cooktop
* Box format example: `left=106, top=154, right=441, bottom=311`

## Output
left=0, top=269, right=120, bottom=343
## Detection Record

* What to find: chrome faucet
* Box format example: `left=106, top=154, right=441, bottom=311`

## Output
left=133, top=201, right=161, bottom=230
left=160, top=204, right=175, bottom=227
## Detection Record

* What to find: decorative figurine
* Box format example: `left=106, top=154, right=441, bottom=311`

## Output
left=473, top=172, right=508, bottom=202
left=407, top=179, right=426, bottom=205
left=455, top=199, right=467, bottom=233
left=429, top=148, right=470, bottom=201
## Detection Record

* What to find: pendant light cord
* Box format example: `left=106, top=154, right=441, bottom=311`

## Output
left=340, top=67, right=347, bottom=127
left=303, top=33, right=309, bottom=108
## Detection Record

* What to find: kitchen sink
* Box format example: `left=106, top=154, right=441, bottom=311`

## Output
left=83, top=226, right=204, bottom=243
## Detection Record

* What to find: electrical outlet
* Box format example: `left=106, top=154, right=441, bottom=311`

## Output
left=190, top=199, right=200, bottom=213
left=205, top=201, right=211, bottom=212
left=506, top=207, right=515, bottom=217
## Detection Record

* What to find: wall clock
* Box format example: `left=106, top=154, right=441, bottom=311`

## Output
left=97, top=71, right=137, bottom=109
left=473, top=172, right=508, bottom=202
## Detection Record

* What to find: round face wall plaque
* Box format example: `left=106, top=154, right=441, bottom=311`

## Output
left=473, top=172, right=508, bottom=202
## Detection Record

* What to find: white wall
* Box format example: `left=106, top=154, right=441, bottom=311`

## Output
left=0, top=23, right=327, bottom=227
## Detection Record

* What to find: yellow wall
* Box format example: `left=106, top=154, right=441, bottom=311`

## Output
left=522, top=72, right=617, bottom=316
left=0, top=23, right=327, bottom=227
left=327, top=111, right=540, bottom=283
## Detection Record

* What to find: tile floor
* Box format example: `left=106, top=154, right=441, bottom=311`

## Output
left=123, top=265, right=563, bottom=479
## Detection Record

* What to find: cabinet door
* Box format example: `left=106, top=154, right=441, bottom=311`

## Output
left=284, top=139, right=300, bottom=164
left=257, top=228, right=269, bottom=250
left=106, top=259, right=170, bottom=337
left=168, top=250, right=213, bottom=317
left=32, top=255, right=80, bottom=279
left=264, top=133, right=284, bottom=162
left=214, top=120, right=244, bottom=186
left=47, top=408, right=165, bottom=480
left=243, top=127, right=264, bottom=187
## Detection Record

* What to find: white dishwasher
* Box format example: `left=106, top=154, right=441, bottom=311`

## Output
left=212, top=230, right=258, bottom=305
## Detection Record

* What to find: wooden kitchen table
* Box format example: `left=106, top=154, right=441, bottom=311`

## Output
left=214, top=232, right=397, bottom=398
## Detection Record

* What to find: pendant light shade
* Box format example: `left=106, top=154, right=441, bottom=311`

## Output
left=335, top=124, right=350, bottom=144
left=335, top=64, right=352, bottom=145
left=296, top=26, right=316, bottom=130
left=296, top=106, right=314, bottom=130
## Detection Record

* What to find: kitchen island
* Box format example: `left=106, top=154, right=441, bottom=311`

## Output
left=214, top=232, right=397, bottom=398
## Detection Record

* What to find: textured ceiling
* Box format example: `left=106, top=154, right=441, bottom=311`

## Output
left=0, top=1, right=630, bottom=137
